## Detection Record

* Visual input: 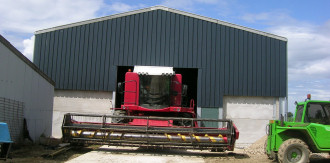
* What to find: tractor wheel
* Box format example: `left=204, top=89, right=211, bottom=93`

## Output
left=112, top=110, right=127, bottom=123
left=278, top=138, right=310, bottom=163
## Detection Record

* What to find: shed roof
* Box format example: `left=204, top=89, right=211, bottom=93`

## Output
left=0, top=34, right=55, bottom=85
left=35, top=6, right=287, bottom=41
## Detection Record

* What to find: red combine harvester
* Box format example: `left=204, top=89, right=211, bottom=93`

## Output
left=62, top=66, right=239, bottom=151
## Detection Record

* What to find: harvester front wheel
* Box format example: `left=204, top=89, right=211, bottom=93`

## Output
left=112, top=110, right=128, bottom=123
left=181, top=113, right=193, bottom=127
left=278, top=138, right=310, bottom=163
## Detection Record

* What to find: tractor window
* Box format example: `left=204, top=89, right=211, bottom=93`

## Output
left=322, top=104, right=330, bottom=124
left=305, top=103, right=330, bottom=124
left=324, top=105, right=330, bottom=118
left=295, top=105, right=304, bottom=122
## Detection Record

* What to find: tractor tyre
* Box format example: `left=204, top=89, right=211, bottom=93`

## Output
left=278, top=138, right=310, bottom=163
left=112, top=110, right=128, bottom=123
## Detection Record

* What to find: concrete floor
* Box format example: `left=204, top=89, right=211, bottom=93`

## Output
left=66, top=146, right=205, bottom=163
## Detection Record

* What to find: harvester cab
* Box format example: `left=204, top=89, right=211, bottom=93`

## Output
left=62, top=66, right=239, bottom=152
left=114, top=66, right=195, bottom=124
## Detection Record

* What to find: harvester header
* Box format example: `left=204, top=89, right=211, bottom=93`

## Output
left=62, top=66, right=239, bottom=152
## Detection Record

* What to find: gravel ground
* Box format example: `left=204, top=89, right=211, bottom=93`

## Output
left=66, top=136, right=329, bottom=163
left=3, top=136, right=329, bottom=163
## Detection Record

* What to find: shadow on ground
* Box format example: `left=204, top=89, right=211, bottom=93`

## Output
left=95, top=146, right=250, bottom=160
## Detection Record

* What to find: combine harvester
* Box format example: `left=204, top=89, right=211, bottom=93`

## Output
left=62, top=66, right=239, bottom=151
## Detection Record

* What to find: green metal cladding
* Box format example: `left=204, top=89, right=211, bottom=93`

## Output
left=33, top=7, right=287, bottom=108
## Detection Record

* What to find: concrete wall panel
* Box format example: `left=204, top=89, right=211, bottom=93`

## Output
left=52, top=90, right=113, bottom=138
left=224, top=96, right=277, bottom=147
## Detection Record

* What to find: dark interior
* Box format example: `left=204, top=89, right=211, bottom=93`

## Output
left=115, top=66, right=198, bottom=112
left=115, top=66, right=134, bottom=108
left=173, top=68, right=198, bottom=111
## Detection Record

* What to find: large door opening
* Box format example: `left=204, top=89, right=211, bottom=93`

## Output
left=173, top=68, right=198, bottom=112
left=115, top=66, right=198, bottom=112
left=115, top=66, right=133, bottom=108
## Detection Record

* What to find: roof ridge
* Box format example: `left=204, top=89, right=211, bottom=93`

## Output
left=34, top=5, right=287, bottom=41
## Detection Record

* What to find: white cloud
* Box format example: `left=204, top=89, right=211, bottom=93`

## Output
left=161, top=0, right=195, bottom=10
left=269, top=24, right=330, bottom=80
left=106, top=2, right=145, bottom=13
left=23, top=36, right=35, bottom=61
left=0, top=0, right=104, bottom=60
left=274, top=22, right=330, bottom=111
left=241, top=11, right=330, bottom=81
left=240, top=11, right=330, bottom=111
left=0, top=0, right=103, bottom=34
left=161, top=0, right=227, bottom=12
left=241, top=11, right=296, bottom=25
left=313, top=89, right=330, bottom=100
left=0, top=0, right=149, bottom=61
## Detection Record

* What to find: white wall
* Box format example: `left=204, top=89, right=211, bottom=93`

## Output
left=52, top=90, right=113, bottom=138
left=0, top=41, right=54, bottom=142
left=224, top=96, right=279, bottom=148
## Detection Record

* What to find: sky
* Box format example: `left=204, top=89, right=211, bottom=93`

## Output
left=1, top=0, right=330, bottom=113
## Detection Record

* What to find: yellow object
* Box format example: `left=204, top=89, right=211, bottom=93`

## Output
left=181, top=135, right=186, bottom=141
left=209, top=136, right=216, bottom=142
left=195, top=136, right=200, bottom=142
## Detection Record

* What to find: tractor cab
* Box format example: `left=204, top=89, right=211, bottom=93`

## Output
left=294, top=95, right=330, bottom=125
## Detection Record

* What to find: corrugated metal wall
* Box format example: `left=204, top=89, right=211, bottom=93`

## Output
left=33, top=9, right=287, bottom=108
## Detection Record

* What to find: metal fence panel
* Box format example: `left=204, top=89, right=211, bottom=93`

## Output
left=0, top=97, right=24, bottom=143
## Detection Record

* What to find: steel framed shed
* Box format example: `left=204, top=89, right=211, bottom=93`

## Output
left=34, top=6, right=287, bottom=106
left=33, top=6, right=287, bottom=145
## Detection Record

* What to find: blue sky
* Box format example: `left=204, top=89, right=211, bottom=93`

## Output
left=1, top=0, right=329, bottom=112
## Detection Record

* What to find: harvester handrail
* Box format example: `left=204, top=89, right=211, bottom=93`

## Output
left=63, top=113, right=233, bottom=136
left=64, top=113, right=232, bottom=122
left=122, top=79, right=138, bottom=105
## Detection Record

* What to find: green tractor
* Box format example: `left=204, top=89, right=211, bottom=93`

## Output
left=265, top=94, right=330, bottom=163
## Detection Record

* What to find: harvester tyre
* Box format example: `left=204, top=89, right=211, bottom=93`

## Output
left=278, top=138, right=310, bottom=163
left=181, top=113, right=193, bottom=127
left=112, top=110, right=128, bottom=123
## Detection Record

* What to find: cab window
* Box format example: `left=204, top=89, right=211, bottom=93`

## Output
left=295, top=105, right=304, bottom=122
left=305, top=103, right=330, bottom=124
